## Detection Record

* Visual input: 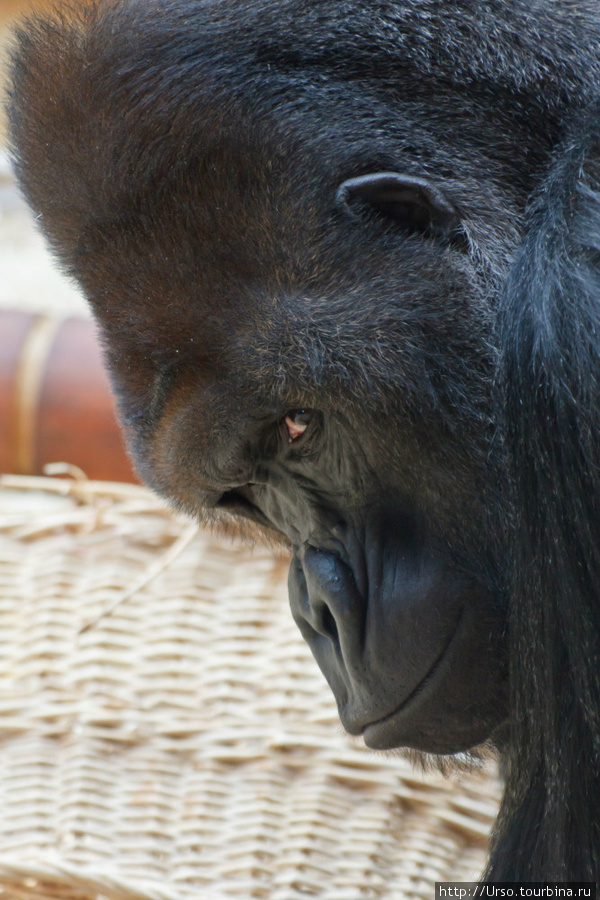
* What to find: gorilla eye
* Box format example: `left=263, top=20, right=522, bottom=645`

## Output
left=284, top=409, right=313, bottom=442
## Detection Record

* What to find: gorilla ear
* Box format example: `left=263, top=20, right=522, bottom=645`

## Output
left=337, top=172, right=459, bottom=239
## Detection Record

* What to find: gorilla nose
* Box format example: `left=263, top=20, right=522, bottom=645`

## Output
left=288, top=544, right=365, bottom=656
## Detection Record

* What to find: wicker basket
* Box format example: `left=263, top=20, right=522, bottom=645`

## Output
left=0, top=474, right=501, bottom=900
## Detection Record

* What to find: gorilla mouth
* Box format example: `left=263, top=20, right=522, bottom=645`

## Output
left=361, top=610, right=463, bottom=751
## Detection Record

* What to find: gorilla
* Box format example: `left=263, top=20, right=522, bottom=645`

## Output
left=7, top=0, right=600, bottom=881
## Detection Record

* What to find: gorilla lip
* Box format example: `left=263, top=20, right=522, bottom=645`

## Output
left=361, top=611, right=463, bottom=750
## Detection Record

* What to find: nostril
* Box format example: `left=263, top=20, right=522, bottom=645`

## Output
left=322, top=606, right=339, bottom=644
left=288, top=544, right=367, bottom=699
left=319, top=604, right=339, bottom=643
left=298, top=544, right=364, bottom=648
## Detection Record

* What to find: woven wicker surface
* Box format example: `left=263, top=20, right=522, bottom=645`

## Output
left=0, top=474, right=501, bottom=900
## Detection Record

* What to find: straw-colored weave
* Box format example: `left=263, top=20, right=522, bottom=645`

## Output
left=0, top=474, right=501, bottom=900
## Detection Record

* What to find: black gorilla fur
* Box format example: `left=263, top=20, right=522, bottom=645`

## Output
left=7, top=0, right=600, bottom=880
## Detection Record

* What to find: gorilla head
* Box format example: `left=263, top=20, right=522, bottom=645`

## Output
left=9, top=0, right=600, bottom=879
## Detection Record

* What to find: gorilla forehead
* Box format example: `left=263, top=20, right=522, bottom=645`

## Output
left=73, top=98, right=496, bottom=417
left=17, top=0, right=564, bottom=260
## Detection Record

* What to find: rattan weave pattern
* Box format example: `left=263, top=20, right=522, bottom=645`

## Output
left=0, top=475, right=501, bottom=900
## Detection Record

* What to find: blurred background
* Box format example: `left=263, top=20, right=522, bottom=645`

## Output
left=0, top=0, right=138, bottom=482
left=0, top=0, right=88, bottom=317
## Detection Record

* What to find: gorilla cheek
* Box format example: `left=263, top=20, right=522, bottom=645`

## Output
left=288, top=543, right=507, bottom=755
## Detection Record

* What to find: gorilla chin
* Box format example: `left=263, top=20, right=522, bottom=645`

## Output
left=287, top=542, right=507, bottom=757
left=358, top=615, right=507, bottom=757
